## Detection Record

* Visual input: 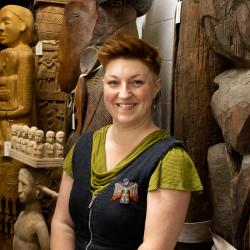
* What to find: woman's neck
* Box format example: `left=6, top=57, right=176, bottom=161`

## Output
left=108, top=120, right=159, bottom=147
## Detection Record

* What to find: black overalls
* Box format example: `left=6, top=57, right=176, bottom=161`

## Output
left=69, top=132, right=184, bottom=250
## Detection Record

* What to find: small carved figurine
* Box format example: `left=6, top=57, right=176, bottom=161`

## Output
left=11, top=124, right=18, bottom=149
left=26, top=126, right=38, bottom=155
left=55, top=130, right=64, bottom=158
left=32, top=130, right=44, bottom=158
left=16, top=125, right=23, bottom=151
left=44, top=130, right=55, bottom=158
left=21, top=125, right=29, bottom=153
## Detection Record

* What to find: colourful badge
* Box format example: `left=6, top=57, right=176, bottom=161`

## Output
left=112, top=178, right=138, bottom=204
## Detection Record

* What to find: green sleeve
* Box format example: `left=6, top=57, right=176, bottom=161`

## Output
left=63, top=144, right=75, bottom=177
left=148, top=147, right=203, bottom=192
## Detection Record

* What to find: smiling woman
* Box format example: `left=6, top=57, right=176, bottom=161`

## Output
left=51, top=34, right=203, bottom=250
left=103, top=58, right=161, bottom=130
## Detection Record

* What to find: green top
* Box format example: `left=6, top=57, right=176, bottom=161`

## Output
left=64, top=126, right=203, bottom=196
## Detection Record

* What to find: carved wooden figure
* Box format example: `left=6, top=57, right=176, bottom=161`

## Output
left=0, top=5, right=36, bottom=201
left=16, top=125, right=23, bottom=152
left=26, top=126, right=38, bottom=155
left=11, top=124, right=18, bottom=149
left=13, top=167, right=49, bottom=250
left=201, top=0, right=250, bottom=248
left=32, top=130, right=44, bottom=159
left=21, top=125, right=29, bottom=153
left=44, top=130, right=55, bottom=158
left=34, top=0, right=70, bottom=134
left=55, top=130, right=64, bottom=158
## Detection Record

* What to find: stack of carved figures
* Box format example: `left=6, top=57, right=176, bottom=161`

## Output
left=10, top=124, right=64, bottom=160
left=201, top=0, right=250, bottom=249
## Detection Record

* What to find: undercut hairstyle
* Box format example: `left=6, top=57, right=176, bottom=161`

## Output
left=98, top=34, right=161, bottom=75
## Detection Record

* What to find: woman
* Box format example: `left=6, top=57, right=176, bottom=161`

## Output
left=51, top=35, right=203, bottom=250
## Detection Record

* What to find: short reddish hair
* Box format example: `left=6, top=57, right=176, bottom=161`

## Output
left=98, top=34, right=161, bottom=75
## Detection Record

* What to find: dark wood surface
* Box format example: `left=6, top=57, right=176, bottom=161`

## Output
left=173, top=0, right=225, bottom=222
left=0, top=1, right=33, bottom=8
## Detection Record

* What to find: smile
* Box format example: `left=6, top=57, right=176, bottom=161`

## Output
left=116, top=103, right=136, bottom=110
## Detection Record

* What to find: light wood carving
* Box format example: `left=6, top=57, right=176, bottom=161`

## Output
left=0, top=5, right=36, bottom=201
left=44, top=130, right=55, bottom=158
left=13, top=167, right=50, bottom=250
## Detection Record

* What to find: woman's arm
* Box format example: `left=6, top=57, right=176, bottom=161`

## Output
left=50, top=171, right=75, bottom=250
left=138, top=188, right=191, bottom=250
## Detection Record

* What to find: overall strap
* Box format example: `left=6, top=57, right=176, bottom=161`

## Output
left=72, top=131, right=94, bottom=181
left=119, top=136, right=185, bottom=180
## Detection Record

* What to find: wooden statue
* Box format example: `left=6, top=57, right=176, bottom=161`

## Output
left=11, top=124, right=18, bottom=149
left=27, top=126, right=38, bottom=155
left=55, top=130, right=64, bottom=158
left=34, top=0, right=70, bottom=135
left=21, top=125, right=29, bottom=153
left=44, top=130, right=55, bottom=158
left=201, top=0, right=250, bottom=248
left=32, top=130, right=44, bottom=159
left=13, top=167, right=49, bottom=250
left=0, top=5, right=36, bottom=201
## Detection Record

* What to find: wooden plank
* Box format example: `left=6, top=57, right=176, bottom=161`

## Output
left=9, top=149, right=63, bottom=168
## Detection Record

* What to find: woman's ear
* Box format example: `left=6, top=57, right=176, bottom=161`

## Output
left=154, top=78, right=162, bottom=97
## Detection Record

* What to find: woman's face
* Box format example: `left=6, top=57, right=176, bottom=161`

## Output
left=103, top=58, right=161, bottom=128
left=0, top=9, right=24, bottom=47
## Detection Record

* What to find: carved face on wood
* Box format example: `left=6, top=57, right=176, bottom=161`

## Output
left=0, top=8, right=25, bottom=47
left=46, top=131, right=55, bottom=143
left=18, top=168, right=36, bottom=203
left=34, top=130, right=44, bottom=143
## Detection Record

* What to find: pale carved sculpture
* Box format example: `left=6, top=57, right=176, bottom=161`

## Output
left=13, top=167, right=50, bottom=250
left=21, top=125, right=29, bottom=153
left=11, top=124, right=18, bottom=149
left=0, top=5, right=36, bottom=200
left=33, top=130, right=44, bottom=159
left=27, top=126, right=38, bottom=155
left=44, top=130, right=55, bottom=158
left=16, top=125, right=23, bottom=152
left=55, top=130, right=64, bottom=157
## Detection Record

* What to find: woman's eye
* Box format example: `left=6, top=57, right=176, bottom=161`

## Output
left=132, top=80, right=143, bottom=86
left=107, top=80, right=118, bottom=87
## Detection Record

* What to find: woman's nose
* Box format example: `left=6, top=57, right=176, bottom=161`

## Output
left=118, top=84, right=131, bottom=98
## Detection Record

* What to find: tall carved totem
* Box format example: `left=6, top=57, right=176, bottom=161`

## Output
left=201, top=0, right=250, bottom=249
left=0, top=6, right=36, bottom=245
left=34, top=0, right=69, bottom=134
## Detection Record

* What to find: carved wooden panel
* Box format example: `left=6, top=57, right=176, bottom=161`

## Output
left=34, top=0, right=66, bottom=40
left=35, top=43, right=70, bottom=134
